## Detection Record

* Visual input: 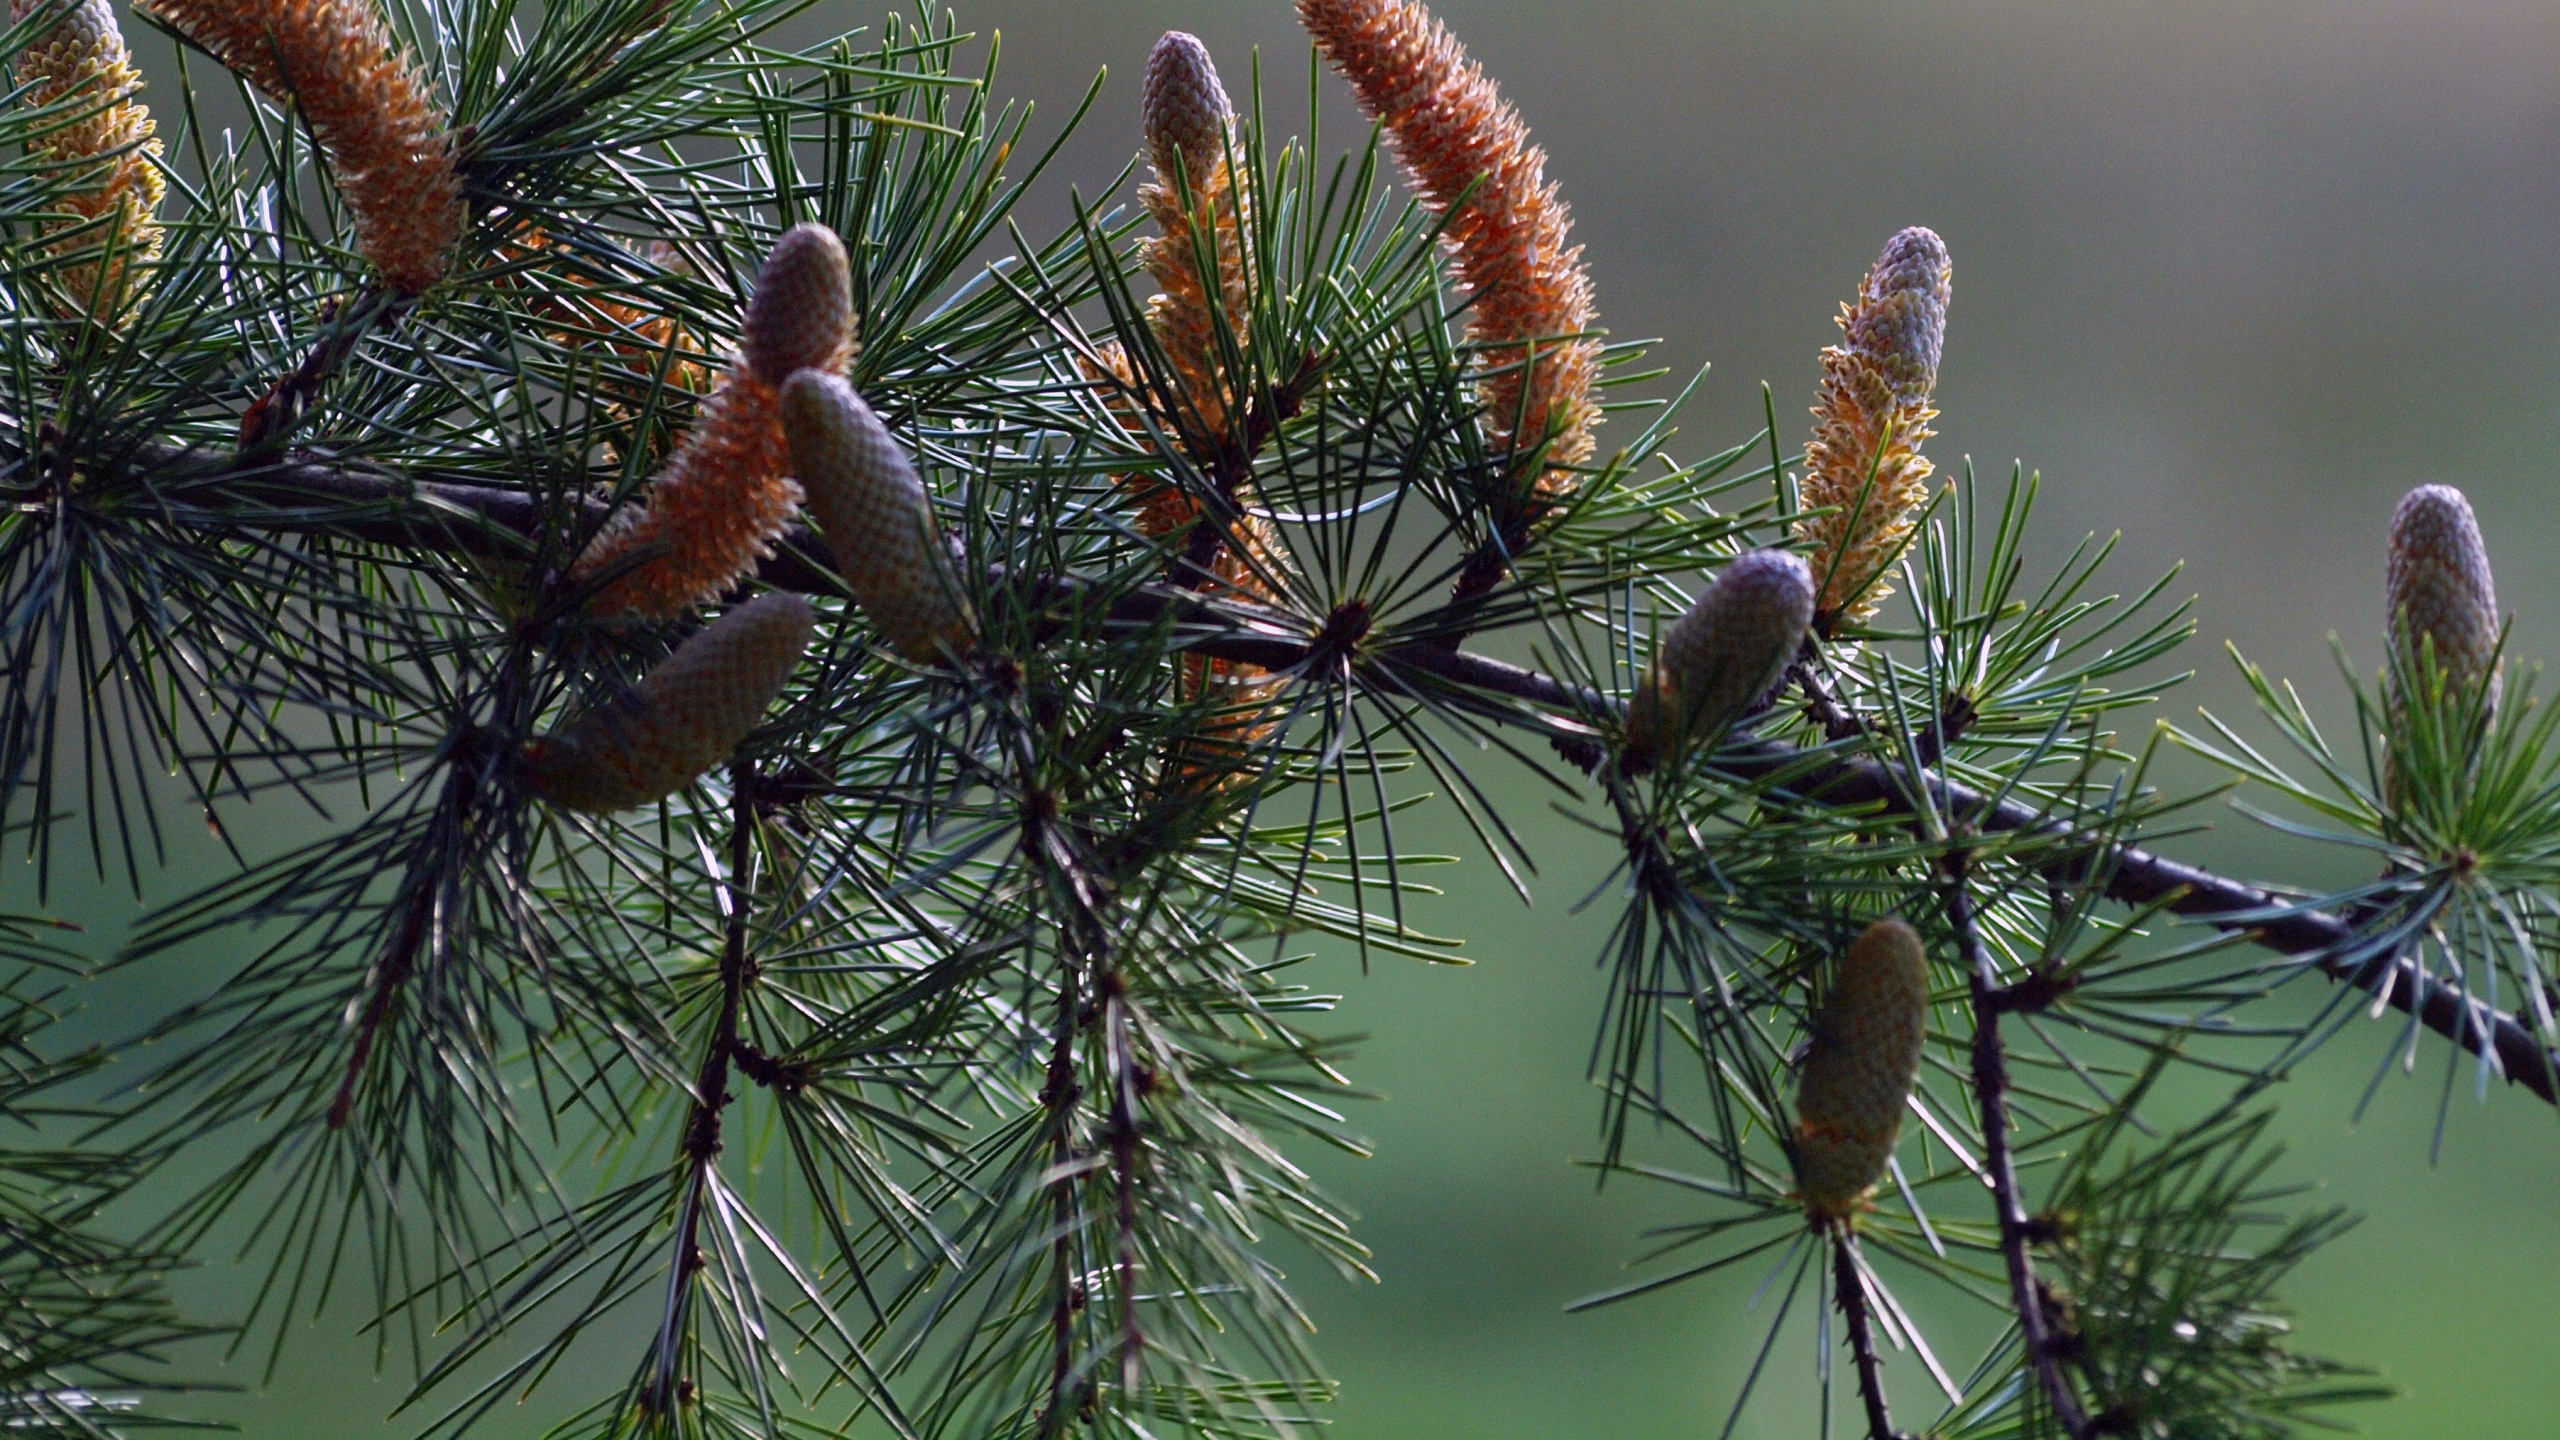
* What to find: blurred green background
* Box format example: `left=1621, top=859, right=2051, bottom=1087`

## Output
left=31, top=1, right=2560, bottom=1435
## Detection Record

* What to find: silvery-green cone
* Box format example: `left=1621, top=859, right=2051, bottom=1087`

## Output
left=1626, top=549, right=1817, bottom=765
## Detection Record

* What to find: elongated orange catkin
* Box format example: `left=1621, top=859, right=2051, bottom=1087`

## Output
left=2386, top=484, right=2501, bottom=716
left=1624, top=549, right=1816, bottom=769
left=524, top=592, right=814, bottom=813
left=777, top=371, right=975, bottom=663
left=10, top=0, right=164, bottom=319
left=1793, top=918, right=1931, bottom=1220
left=573, top=224, right=853, bottom=620
left=1298, top=0, right=1598, bottom=510
left=1793, top=227, right=1952, bottom=626
left=138, top=0, right=460, bottom=295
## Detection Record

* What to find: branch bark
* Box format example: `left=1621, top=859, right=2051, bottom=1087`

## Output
left=148, top=447, right=2560, bottom=1107
left=642, top=759, right=757, bottom=1416
left=1830, top=1226, right=1912, bottom=1440
left=1950, top=849, right=2094, bottom=1439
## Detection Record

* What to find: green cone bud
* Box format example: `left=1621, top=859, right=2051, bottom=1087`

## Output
left=1143, top=30, right=1233, bottom=188
left=1625, top=549, right=1816, bottom=765
left=779, top=370, right=977, bottom=662
left=525, top=593, right=813, bottom=813
left=1844, top=226, right=1950, bottom=403
left=742, top=223, right=853, bottom=383
left=2386, top=484, right=2501, bottom=714
left=1794, top=918, right=1931, bottom=1219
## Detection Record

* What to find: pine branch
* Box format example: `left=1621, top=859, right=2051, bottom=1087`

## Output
left=1950, top=848, right=2094, bottom=1440
left=124, top=439, right=2560, bottom=1109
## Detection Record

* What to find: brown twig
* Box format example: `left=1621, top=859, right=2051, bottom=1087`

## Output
left=1104, top=973, right=1145, bottom=1403
left=1037, top=954, right=1085, bottom=1437
left=1948, top=847, right=2093, bottom=1440
left=236, top=287, right=407, bottom=452
left=1830, top=1224, right=1913, bottom=1440
left=325, top=876, right=434, bottom=1130
left=641, top=759, right=757, bottom=1415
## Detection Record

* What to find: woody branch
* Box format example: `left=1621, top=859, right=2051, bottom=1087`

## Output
left=113, top=443, right=2560, bottom=1110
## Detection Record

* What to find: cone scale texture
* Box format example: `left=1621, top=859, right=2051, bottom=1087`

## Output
left=778, top=371, right=975, bottom=663
left=1625, top=550, right=1816, bottom=766
left=1793, top=918, right=1931, bottom=1219
left=140, top=0, right=461, bottom=294
left=1132, top=30, right=1252, bottom=445
left=1142, top=31, right=1232, bottom=192
left=1793, top=227, right=1951, bottom=625
left=10, top=0, right=164, bottom=319
left=1297, top=0, right=1598, bottom=508
left=574, top=224, right=852, bottom=620
left=524, top=593, right=814, bottom=814
left=2386, top=484, right=2501, bottom=714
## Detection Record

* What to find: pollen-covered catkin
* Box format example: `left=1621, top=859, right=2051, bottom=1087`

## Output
left=1624, top=550, right=1816, bottom=767
left=778, top=371, right=975, bottom=663
left=1297, top=0, right=1598, bottom=510
left=523, top=593, right=814, bottom=814
left=2386, top=484, right=2501, bottom=715
left=572, top=225, right=853, bottom=620
left=10, top=0, right=164, bottom=319
left=138, top=0, right=460, bottom=294
left=1793, top=918, right=1931, bottom=1219
left=1793, top=227, right=1952, bottom=626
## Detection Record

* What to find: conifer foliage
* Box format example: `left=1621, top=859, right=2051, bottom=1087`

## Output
left=0, top=2, right=2545, bottom=1438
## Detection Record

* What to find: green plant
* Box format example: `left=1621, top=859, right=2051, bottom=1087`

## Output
left=0, top=1, right=2539, bottom=1436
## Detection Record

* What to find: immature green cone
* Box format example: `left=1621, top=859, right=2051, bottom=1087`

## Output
left=1624, top=549, right=1816, bottom=766
left=2386, top=484, right=2501, bottom=715
left=524, top=593, right=814, bottom=813
left=1793, top=918, right=1931, bottom=1219
left=1142, top=30, right=1232, bottom=189
left=779, top=371, right=977, bottom=662
left=742, top=222, right=855, bottom=383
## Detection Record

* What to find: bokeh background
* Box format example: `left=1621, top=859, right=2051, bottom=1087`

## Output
left=33, top=1, right=2560, bottom=1435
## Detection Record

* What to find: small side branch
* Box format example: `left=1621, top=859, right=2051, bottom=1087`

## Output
left=1038, top=962, right=1085, bottom=1438
left=1103, top=973, right=1146, bottom=1404
left=1830, top=1225, right=1911, bottom=1440
left=1948, top=849, right=2092, bottom=1440
left=641, top=760, right=758, bottom=1416
left=326, top=880, right=433, bottom=1130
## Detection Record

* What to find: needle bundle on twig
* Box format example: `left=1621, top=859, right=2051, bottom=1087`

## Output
left=9, top=0, right=164, bottom=319
left=139, top=0, right=463, bottom=295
